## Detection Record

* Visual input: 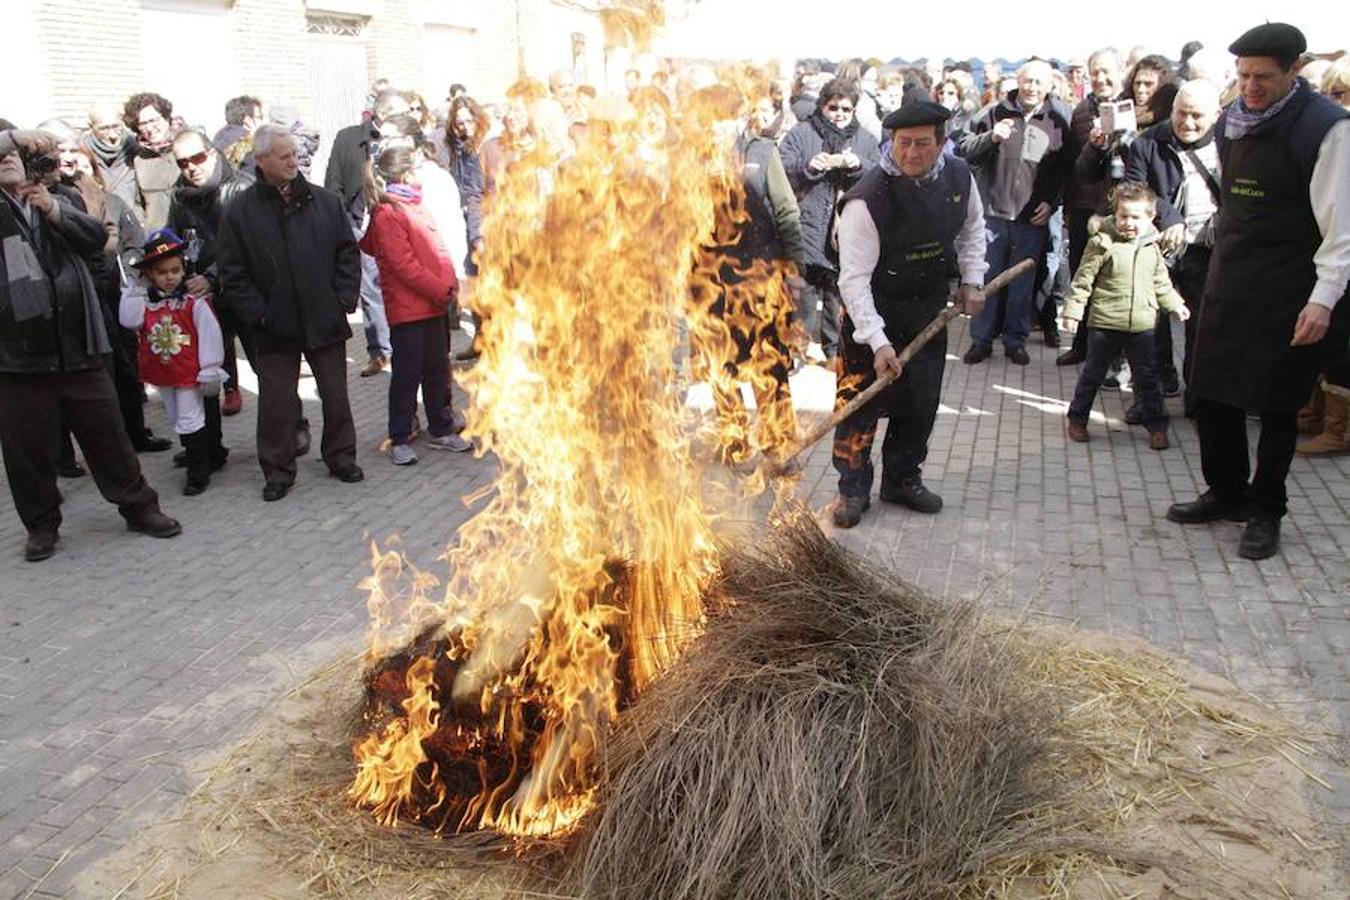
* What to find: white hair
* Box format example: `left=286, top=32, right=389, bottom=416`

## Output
left=1175, top=78, right=1221, bottom=111
left=1184, top=48, right=1234, bottom=89
left=1088, top=47, right=1120, bottom=70
left=252, top=123, right=294, bottom=157
left=36, top=118, right=78, bottom=141
left=1017, top=59, right=1053, bottom=82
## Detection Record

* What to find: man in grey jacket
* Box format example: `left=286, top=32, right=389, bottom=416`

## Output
left=959, top=60, right=1073, bottom=366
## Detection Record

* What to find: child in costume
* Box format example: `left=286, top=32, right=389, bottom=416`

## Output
left=120, top=228, right=228, bottom=494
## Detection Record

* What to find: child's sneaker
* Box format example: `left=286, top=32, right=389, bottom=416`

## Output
left=427, top=434, right=473, bottom=453
left=391, top=444, right=418, bottom=465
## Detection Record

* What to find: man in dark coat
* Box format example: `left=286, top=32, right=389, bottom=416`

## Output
left=168, top=128, right=255, bottom=418
left=1166, top=23, right=1350, bottom=560
left=0, top=129, right=180, bottom=561
left=778, top=78, right=880, bottom=362
left=1122, top=79, right=1222, bottom=412
left=831, top=103, right=988, bottom=527
left=959, top=60, right=1072, bottom=365
left=324, top=88, right=411, bottom=376
left=218, top=125, right=364, bottom=501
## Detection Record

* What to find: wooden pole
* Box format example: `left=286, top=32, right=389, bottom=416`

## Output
left=766, top=258, right=1035, bottom=474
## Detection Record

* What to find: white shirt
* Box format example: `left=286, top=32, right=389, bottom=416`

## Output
left=836, top=171, right=989, bottom=353
left=1309, top=119, right=1350, bottom=311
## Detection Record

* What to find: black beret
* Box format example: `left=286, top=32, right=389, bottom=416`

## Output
left=1228, top=22, right=1306, bottom=60
left=882, top=100, right=952, bottom=131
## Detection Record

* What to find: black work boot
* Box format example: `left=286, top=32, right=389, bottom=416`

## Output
left=181, top=429, right=211, bottom=496
left=204, top=394, right=230, bottom=471
left=1238, top=515, right=1280, bottom=560
left=1166, top=490, right=1249, bottom=524
left=881, top=477, right=944, bottom=514
left=831, top=495, right=871, bottom=529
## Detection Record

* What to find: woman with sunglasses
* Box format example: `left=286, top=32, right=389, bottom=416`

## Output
left=778, top=77, right=880, bottom=365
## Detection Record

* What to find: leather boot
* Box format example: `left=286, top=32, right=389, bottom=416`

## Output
left=182, top=429, right=211, bottom=496
left=1297, top=392, right=1349, bottom=456
left=1296, top=380, right=1325, bottom=435
left=204, top=394, right=229, bottom=471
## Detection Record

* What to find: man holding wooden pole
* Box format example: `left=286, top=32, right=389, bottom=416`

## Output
left=830, top=101, right=988, bottom=528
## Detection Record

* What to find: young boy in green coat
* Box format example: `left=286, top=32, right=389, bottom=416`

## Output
left=1062, top=182, right=1190, bottom=449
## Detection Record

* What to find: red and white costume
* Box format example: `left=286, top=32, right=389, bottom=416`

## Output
left=120, top=282, right=226, bottom=435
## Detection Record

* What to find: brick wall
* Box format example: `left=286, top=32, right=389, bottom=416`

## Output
left=232, top=0, right=314, bottom=124
left=35, top=0, right=142, bottom=121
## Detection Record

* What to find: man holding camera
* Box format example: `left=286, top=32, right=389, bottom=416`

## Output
left=1167, top=23, right=1350, bottom=560
left=0, top=128, right=181, bottom=561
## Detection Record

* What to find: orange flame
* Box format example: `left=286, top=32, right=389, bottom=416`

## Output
left=349, top=45, right=797, bottom=837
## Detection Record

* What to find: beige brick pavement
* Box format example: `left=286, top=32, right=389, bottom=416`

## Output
left=0, top=320, right=1346, bottom=897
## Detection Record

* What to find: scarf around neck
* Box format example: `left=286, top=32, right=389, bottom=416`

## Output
left=1225, top=78, right=1304, bottom=140
left=386, top=183, right=422, bottom=204
left=87, top=132, right=133, bottom=168
left=878, top=141, right=947, bottom=185
left=809, top=109, right=860, bottom=154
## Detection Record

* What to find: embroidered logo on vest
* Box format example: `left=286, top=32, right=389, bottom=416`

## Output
left=1229, top=177, right=1265, bottom=199
left=148, top=315, right=192, bottom=361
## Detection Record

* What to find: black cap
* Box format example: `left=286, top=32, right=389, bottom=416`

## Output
left=1228, top=22, right=1306, bottom=62
left=882, top=100, right=953, bottom=131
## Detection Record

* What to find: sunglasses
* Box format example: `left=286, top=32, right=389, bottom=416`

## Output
left=176, top=150, right=210, bottom=169
left=825, top=104, right=854, bottom=113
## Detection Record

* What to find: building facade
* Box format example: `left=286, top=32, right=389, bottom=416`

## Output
left=11, top=0, right=617, bottom=157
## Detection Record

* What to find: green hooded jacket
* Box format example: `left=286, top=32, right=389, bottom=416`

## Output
left=1062, top=217, right=1185, bottom=333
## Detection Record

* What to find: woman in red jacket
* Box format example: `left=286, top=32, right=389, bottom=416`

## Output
left=359, top=147, right=471, bottom=464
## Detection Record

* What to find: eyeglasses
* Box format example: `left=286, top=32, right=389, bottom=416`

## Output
left=138, top=112, right=165, bottom=127
left=825, top=104, right=854, bottom=113
left=175, top=150, right=210, bottom=169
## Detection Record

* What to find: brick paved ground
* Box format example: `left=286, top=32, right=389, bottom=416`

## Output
left=0, top=320, right=1346, bottom=898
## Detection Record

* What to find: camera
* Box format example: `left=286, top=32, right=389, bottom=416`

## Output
left=1098, top=100, right=1138, bottom=182
left=21, top=150, right=59, bottom=183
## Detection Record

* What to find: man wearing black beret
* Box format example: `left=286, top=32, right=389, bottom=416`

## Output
left=830, top=101, right=987, bottom=527
left=1167, top=22, right=1350, bottom=559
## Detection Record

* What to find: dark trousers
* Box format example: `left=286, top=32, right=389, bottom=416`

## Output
left=110, top=329, right=151, bottom=443
left=0, top=369, right=161, bottom=533
left=970, top=217, right=1047, bottom=350
left=1066, top=207, right=1094, bottom=357
left=1195, top=399, right=1298, bottom=517
left=253, top=342, right=356, bottom=485
left=804, top=265, right=842, bottom=359
left=833, top=324, right=945, bottom=498
left=218, top=308, right=242, bottom=391
left=1069, top=328, right=1168, bottom=432
left=388, top=318, right=453, bottom=445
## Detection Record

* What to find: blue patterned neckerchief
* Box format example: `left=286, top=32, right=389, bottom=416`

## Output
left=1224, top=78, right=1304, bottom=140
left=879, top=141, right=947, bottom=185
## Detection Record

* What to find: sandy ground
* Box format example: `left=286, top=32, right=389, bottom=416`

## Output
left=76, top=627, right=1340, bottom=900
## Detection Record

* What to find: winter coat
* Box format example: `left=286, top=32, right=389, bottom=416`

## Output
left=959, top=91, right=1073, bottom=222
left=444, top=140, right=485, bottom=251
left=167, top=155, right=255, bottom=283
left=324, top=120, right=379, bottom=210
left=358, top=196, right=456, bottom=327
left=132, top=145, right=179, bottom=231
left=216, top=176, right=361, bottom=353
left=1122, top=120, right=1219, bottom=232
left=729, top=132, right=805, bottom=266
left=0, top=193, right=112, bottom=373
left=1061, top=218, right=1184, bottom=332
left=84, top=133, right=140, bottom=214
left=1064, top=93, right=1114, bottom=211
left=777, top=118, right=880, bottom=271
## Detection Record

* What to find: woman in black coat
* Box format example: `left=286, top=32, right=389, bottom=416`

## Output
left=777, top=77, right=880, bottom=362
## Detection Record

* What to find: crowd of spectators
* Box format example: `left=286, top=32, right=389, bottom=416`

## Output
left=1, top=31, right=1347, bottom=563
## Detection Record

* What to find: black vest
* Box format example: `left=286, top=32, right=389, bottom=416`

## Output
left=840, top=157, right=970, bottom=335
left=1191, top=85, right=1349, bottom=411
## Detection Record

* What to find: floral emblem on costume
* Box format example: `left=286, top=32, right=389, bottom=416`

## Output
left=148, top=315, right=191, bottom=361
